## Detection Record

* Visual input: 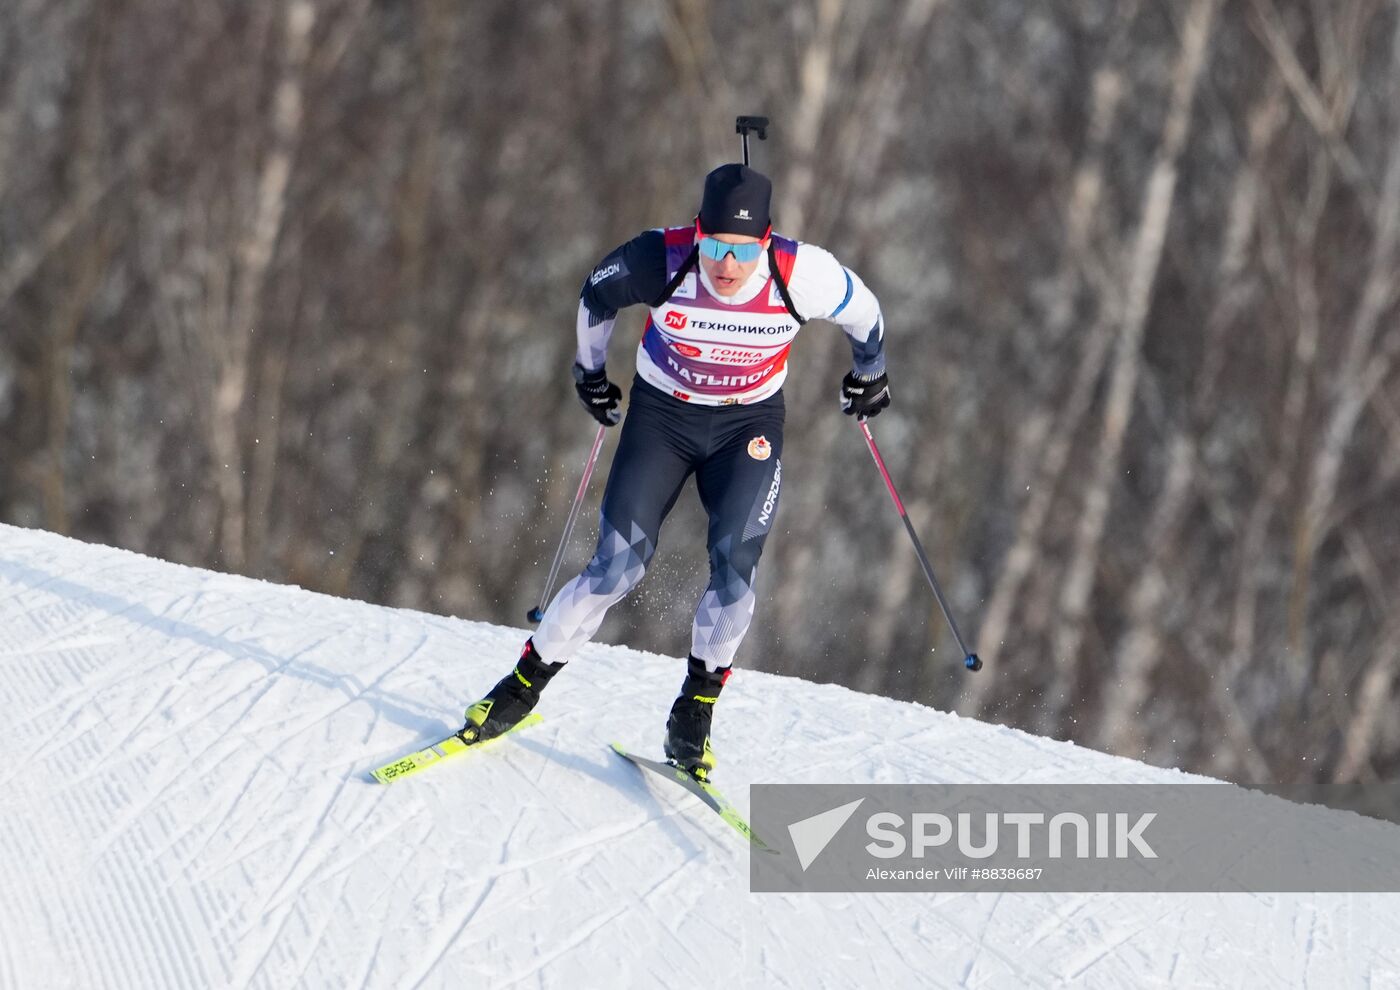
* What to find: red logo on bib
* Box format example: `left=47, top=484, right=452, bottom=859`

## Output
left=664, top=310, right=688, bottom=330
left=672, top=342, right=702, bottom=357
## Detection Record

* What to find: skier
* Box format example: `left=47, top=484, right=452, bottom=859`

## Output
left=461, top=163, right=890, bottom=780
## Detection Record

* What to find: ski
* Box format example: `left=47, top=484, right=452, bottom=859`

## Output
left=610, top=742, right=777, bottom=854
left=371, top=714, right=544, bottom=784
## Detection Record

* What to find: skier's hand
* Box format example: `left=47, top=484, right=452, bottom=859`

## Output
left=573, top=363, right=623, bottom=426
left=840, top=369, right=891, bottom=419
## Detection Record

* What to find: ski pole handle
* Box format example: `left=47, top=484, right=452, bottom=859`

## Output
left=527, top=423, right=608, bottom=624
left=857, top=418, right=982, bottom=672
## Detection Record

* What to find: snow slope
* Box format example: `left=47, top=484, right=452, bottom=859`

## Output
left=1, top=523, right=1397, bottom=989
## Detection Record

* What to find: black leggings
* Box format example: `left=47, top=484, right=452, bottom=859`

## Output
left=533, top=379, right=785, bottom=668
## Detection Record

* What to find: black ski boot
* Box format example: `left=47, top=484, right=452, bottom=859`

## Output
left=461, top=640, right=563, bottom=743
left=664, top=656, right=731, bottom=781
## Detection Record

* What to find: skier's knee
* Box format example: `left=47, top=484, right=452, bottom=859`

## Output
left=582, top=555, right=648, bottom=597
left=711, top=538, right=762, bottom=586
left=582, top=523, right=655, bottom=597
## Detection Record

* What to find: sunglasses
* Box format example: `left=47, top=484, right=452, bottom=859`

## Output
left=698, top=236, right=765, bottom=264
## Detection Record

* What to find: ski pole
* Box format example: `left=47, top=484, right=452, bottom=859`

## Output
left=856, top=418, right=983, bottom=672
left=526, top=423, right=608, bottom=624
left=736, top=115, right=769, bottom=166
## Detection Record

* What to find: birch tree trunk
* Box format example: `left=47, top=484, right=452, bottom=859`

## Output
left=1042, top=0, right=1220, bottom=735
left=1096, top=75, right=1287, bottom=756
left=209, top=0, right=314, bottom=571
left=957, top=15, right=1136, bottom=719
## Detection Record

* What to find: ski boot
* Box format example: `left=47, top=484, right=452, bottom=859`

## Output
left=461, top=640, right=563, bottom=744
left=664, top=656, right=731, bottom=781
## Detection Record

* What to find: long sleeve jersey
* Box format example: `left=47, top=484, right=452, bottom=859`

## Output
left=575, top=227, right=884, bottom=406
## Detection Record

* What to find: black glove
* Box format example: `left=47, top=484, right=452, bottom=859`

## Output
left=840, top=370, right=891, bottom=419
left=573, top=363, right=622, bottom=426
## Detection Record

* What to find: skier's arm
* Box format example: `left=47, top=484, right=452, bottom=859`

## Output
left=786, top=243, right=886, bottom=377
left=575, top=230, right=669, bottom=372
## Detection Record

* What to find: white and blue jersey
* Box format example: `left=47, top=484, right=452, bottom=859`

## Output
left=576, top=226, right=885, bottom=405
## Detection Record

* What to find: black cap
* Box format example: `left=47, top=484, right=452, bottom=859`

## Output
left=698, top=164, right=772, bottom=238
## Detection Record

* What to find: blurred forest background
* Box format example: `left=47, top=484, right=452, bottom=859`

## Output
left=2, top=0, right=1398, bottom=789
